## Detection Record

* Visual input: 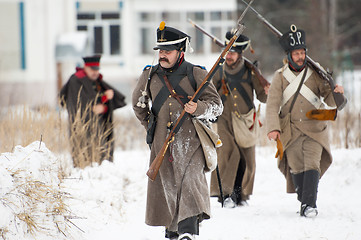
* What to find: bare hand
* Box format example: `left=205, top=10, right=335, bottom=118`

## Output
left=93, top=104, right=105, bottom=115
left=267, top=130, right=280, bottom=141
left=264, top=85, right=270, bottom=95
left=105, top=89, right=114, bottom=100
left=185, top=100, right=197, bottom=114
left=334, top=84, right=344, bottom=94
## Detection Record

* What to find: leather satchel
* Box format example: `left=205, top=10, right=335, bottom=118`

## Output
left=231, top=108, right=259, bottom=148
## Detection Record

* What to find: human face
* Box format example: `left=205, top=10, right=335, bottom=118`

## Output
left=291, top=49, right=306, bottom=67
left=84, top=66, right=100, bottom=81
left=159, top=49, right=181, bottom=69
left=225, top=51, right=241, bottom=67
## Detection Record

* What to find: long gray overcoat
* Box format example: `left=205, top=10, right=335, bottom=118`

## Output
left=210, top=59, right=267, bottom=197
left=132, top=61, right=222, bottom=231
left=266, top=63, right=336, bottom=193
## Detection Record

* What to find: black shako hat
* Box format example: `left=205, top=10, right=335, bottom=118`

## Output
left=153, top=21, right=191, bottom=52
left=279, top=24, right=306, bottom=53
left=83, top=55, right=101, bottom=70
left=225, top=31, right=250, bottom=53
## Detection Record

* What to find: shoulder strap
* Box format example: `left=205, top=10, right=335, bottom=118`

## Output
left=150, top=62, right=200, bottom=116
left=226, top=65, right=254, bottom=110
left=186, top=63, right=197, bottom=91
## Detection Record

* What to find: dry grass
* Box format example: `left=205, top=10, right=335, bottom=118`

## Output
left=1, top=103, right=355, bottom=166
left=66, top=103, right=114, bottom=168
left=1, top=161, right=76, bottom=238
left=0, top=104, right=147, bottom=168
left=0, top=105, right=67, bottom=154
left=329, top=108, right=361, bottom=149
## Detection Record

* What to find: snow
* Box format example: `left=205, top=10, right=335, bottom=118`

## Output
left=1, top=140, right=360, bottom=240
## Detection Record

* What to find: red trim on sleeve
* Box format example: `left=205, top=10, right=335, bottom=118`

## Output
left=101, top=95, right=108, bottom=103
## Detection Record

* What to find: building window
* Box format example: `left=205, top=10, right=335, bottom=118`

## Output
left=138, top=10, right=235, bottom=55
left=77, top=11, right=122, bottom=56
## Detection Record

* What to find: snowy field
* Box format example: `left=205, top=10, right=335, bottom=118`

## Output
left=1, top=141, right=360, bottom=240
left=1, top=70, right=360, bottom=239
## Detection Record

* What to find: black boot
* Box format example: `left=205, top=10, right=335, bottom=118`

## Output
left=230, top=186, right=243, bottom=205
left=300, top=170, right=320, bottom=217
left=291, top=172, right=304, bottom=202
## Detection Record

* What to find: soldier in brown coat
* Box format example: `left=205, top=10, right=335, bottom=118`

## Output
left=132, top=23, right=222, bottom=240
left=60, top=56, right=126, bottom=167
left=210, top=32, right=268, bottom=208
left=266, top=25, right=344, bottom=217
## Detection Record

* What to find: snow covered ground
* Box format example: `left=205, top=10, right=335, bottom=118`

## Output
left=1, top=141, right=360, bottom=240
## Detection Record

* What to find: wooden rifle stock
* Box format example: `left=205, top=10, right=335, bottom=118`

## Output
left=146, top=0, right=254, bottom=181
left=188, top=18, right=270, bottom=89
left=244, top=59, right=270, bottom=88
left=146, top=133, right=175, bottom=181
left=242, top=0, right=347, bottom=110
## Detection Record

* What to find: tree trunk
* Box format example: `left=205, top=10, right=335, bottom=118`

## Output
left=329, top=0, right=338, bottom=69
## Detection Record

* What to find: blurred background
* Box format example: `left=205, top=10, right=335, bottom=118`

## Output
left=0, top=0, right=359, bottom=107
left=0, top=0, right=360, bottom=152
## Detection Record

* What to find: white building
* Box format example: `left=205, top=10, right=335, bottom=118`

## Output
left=0, top=0, right=237, bottom=107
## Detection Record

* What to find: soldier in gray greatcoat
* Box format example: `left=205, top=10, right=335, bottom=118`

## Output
left=266, top=25, right=344, bottom=217
left=132, top=23, right=222, bottom=240
left=210, top=32, right=268, bottom=208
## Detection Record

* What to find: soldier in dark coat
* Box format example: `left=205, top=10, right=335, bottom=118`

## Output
left=210, top=32, right=268, bottom=208
left=60, top=55, right=126, bottom=168
left=132, top=23, right=222, bottom=240
left=266, top=25, right=344, bottom=217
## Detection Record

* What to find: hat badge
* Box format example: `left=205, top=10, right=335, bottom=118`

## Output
left=290, top=24, right=297, bottom=33
left=159, top=21, right=167, bottom=42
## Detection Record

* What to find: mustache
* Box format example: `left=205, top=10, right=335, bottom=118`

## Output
left=159, top=58, right=170, bottom=63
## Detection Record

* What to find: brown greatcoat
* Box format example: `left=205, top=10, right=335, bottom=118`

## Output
left=132, top=61, right=222, bottom=231
left=266, top=63, right=336, bottom=193
left=210, top=58, right=267, bottom=197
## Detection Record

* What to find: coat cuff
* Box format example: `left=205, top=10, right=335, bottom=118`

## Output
left=192, top=100, right=207, bottom=117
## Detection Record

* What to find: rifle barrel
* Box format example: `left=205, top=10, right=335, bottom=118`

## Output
left=188, top=19, right=224, bottom=47
left=241, top=0, right=282, bottom=37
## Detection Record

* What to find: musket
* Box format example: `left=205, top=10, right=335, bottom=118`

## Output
left=188, top=18, right=270, bottom=89
left=146, top=0, right=255, bottom=181
left=242, top=0, right=347, bottom=111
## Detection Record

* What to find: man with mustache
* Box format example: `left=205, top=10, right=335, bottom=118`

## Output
left=266, top=25, right=344, bottom=217
left=132, top=22, right=222, bottom=240
left=210, top=32, right=268, bottom=208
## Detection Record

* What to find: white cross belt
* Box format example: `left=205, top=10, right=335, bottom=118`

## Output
left=281, top=67, right=322, bottom=109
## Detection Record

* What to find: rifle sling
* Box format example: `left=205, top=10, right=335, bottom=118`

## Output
left=160, top=72, right=185, bottom=108
left=150, top=62, right=198, bottom=116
